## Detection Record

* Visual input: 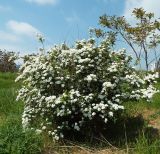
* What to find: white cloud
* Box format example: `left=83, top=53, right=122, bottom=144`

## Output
left=0, top=20, right=44, bottom=54
left=123, top=0, right=160, bottom=22
left=0, top=31, right=20, bottom=42
left=25, top=0, right=58, bottom=5
left=7, top=20, right=40, bottom=37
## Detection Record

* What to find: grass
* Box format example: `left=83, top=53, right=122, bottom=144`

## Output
left=0, top=88, right=22, bottom=117
left=0, top=118, right=43, bottom=154
left=0, top=72, right=18, bottom=88
left=0, top=72, right=160, bottom=154
left=0, top=72, right=43, bottom=154
left=133, top=133, right=160, bottom=154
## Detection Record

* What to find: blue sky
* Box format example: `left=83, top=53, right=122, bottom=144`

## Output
left=0, top=0, right=159, bottom=55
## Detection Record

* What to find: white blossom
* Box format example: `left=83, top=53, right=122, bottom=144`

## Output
left=16, top=38, right=159, bottom=140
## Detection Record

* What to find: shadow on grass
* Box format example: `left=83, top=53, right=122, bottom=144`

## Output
left=62, top=114, right=160, bottom=148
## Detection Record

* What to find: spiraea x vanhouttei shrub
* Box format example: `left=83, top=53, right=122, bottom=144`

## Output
left=16, top=38, right=159, bottom=140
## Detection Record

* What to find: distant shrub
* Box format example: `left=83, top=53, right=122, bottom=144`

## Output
left=0, top=50, right=17, bottom=72
left=16, top=38, right=159, bottom=141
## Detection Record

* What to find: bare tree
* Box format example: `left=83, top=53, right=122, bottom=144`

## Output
left=91, top=8, right=160, bottom=70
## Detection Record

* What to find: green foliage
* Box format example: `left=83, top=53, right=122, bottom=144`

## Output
left=0, top=50, right=17, bottom=72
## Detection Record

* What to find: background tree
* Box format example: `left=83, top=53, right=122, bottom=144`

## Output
left=0, top=50, right=17, bottom=72
left=91, top=8, right=160, bottom=70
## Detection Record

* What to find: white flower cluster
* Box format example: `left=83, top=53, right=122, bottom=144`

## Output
left=16, top=38, right=159, bottom=141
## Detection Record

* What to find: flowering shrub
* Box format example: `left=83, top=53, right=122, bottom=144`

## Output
left=16, top=38, right=159, bottom=140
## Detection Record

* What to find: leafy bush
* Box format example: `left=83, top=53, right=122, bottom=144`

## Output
left=16, top=38, right=159, bottom=141
left=0, top=50, right=17, bottom=72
